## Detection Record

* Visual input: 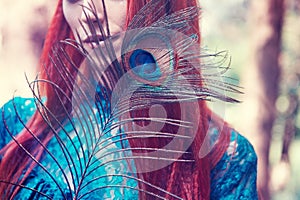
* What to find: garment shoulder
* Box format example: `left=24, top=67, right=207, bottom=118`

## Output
left=210, top=130, right=258, bottom=199
left=0, top=97, right=36, bottom=149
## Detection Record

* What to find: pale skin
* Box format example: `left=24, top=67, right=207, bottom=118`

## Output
left=62, top=0, right=127, bottom=52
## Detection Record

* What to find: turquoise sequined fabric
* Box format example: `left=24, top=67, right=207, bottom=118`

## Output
left=0, top=97, right=258, bottom=199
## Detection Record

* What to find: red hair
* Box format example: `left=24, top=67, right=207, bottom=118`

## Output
left=0, top=0, right=230, bottom=199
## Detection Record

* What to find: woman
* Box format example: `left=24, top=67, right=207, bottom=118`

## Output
left=0, top=0, right=258, bottom=199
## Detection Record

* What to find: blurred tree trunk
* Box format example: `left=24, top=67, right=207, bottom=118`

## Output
left=242, top=0, right=285, bottom=199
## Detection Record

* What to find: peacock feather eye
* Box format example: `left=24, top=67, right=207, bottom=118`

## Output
left=121, top=28, right=176, bottom=86
left=129, top=49, right=161, bottom=82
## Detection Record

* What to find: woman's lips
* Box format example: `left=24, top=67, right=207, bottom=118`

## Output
left=82, top=35, right=106, bottom=49
left=83, top=35, right=105, bottom=43
left=82, top=34, right=120, bottom=49
left=83, top=33, right=120, bottom=43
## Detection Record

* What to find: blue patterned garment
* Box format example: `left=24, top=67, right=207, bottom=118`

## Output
left=0, top=97, right=258, bottom=199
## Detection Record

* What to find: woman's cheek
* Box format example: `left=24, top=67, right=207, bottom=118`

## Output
left=62, top=1, right=82, bottom=31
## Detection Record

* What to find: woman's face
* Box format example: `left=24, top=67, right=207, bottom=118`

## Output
left=63, top=0, right=127, bottom=51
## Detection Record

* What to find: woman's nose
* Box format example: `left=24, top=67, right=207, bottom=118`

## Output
left=81, top=0, right=105, bottom=23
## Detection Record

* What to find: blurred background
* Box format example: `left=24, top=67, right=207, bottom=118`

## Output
left=0, top=0, right=55, bottom=106
left=201, top=0, right=300, bottom=199
left=0, top=0, right=299, bottom=199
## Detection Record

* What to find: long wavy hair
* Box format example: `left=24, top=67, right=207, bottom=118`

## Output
left=0, top=0, right=231, bottom=199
